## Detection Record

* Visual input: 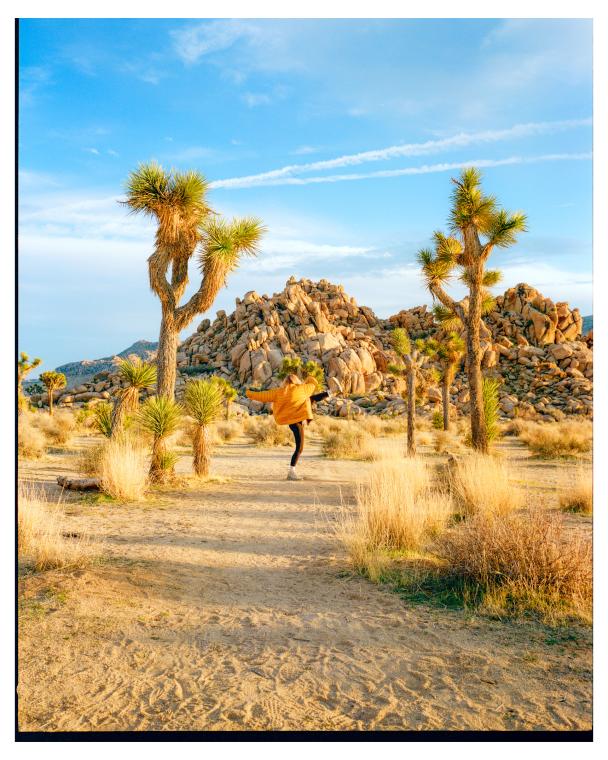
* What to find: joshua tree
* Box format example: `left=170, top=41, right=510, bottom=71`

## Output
left=39, top=371, right=66, bottom=416
left=210, top=376, right=238, bottom=420
left=138, top=396, right=183, bottom=483
left=110, top=357, right=157, bottom=436
left=123, top=163, right=264, bottom=400
left=425, top=332, right=465, bottom=431
left=418, top=168, right=526, bottom=453
left=184, top=379, right=225, bottom=477
left=482, top=377, right=501, bottom=445
left=388, top=329, right=431, bottom=457
left=93, top=401, right=113, bottom=438
left=18, top=352, right=42, bottom=412
left=277, top=356, right=325, bottom=390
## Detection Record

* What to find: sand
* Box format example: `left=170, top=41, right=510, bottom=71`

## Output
left=18, top=435, right=592, bottom=732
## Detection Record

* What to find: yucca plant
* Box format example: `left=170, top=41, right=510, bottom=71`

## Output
left=18, top=352, right=42, bottom=414
left=39, top=371, right=66, bottom=416
left=418, top=168, right=527, bottom=452
left=123, top=163, right=265, bottom=400
left=138, top=396, right=183, bottom=482
left=110, top=357, right=157, bottom=436
left=210, top=376, right=238, bottom=420
left=388, top=329, right=434, bottom=457
left=425, top=332, right=465, bottom=431
left=92, top=402, right=113, bottom=438
left=184, top=379, right=225, bottom=477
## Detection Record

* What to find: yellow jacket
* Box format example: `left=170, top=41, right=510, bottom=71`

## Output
left=246, top=378, right=318, bottom=425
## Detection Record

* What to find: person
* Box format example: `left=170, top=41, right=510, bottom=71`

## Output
left=246, top=374, right=339, bottom=480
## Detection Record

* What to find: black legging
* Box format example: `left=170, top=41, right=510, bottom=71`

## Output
left=288, top=391, right=329, bottom=467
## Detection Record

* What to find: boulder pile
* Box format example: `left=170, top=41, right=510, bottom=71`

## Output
left=28, top=278, right=592, bottom=422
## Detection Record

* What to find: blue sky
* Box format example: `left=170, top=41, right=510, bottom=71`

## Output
left=18, top=18, right=592, bottom=373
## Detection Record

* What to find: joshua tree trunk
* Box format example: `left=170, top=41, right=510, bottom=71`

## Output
left=406, top=369, right=416, bottom=457
left=48, top=391, right=54, bottom=416
left=156, top=311, right=179, bottom=400
left=149, top=438, right=166, bottom=483
left=466, top=254, right=488, bottom=453
left=110, top=396, right=129, bottom=437
left=225, top=402, right=230, bottom=421
left=192, top=425, right=211, bottom=477
left=441, top=369, right=451, bottom=431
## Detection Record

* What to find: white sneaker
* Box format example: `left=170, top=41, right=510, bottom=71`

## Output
left=287, top=467, right=303, bottom=481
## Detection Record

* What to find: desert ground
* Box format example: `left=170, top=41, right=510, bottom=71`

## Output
left=18, top=430, right=592, bottom=732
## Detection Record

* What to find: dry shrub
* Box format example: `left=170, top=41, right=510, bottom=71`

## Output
left=321, top=422, right=375, bottom=460
left=18, top=416, right=46, bottom=459
left=214, top=420, right=241, bottom=443
left=519, top=419, right=592, bottom=458
left=501, top=418, right=527, bottom=437
left=33, top=410, right=77, bottom=446
left=18, top=482, right=93, bottom=571
left=308, top=415, right=342, bottom=437
left=560, top=469, right=593, bottom=515
left=379, top=418, right=405, bottom=436
left=434, top=430, right=460, bottom=454
left=417, top=431, right=433, bottom=447
left=244, top=416, right=292, bottom=446
left=439, top=509, right=592, bottom=622
left=449, top=453, right=520, bottom=517
left=77, top=442, right=106, bottom=476
left=358, top=415, right=383, bottom=437
left=99, top=437, right=148, bottom=501
left=336, top=459, right=453, bottom=574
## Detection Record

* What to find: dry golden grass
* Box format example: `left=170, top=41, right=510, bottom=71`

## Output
left=433, top=430, right=462, bottom=454
left=560, top=469, right=593, bottom=515
left=448, top=453, right=520, bottom=517
left=439, top=509, right=592, bottom=623
left=518, top=419, right=592, bottom=458
left=77, top=442, right=106, bottom=476
left=18, top=482, right=93, bottom=572
left=99, top=437, right=148, bottom=501
left=308, top=415, right=342, bottom=437
left=358, top=415, right=384, bottom=437
left=18, top=416, right=46, bottom=459
left=214, top=420, right=242, bottom=443
left=244, top=416, right=292, bottom=446
left=321, top=423, right=375, bottom=461
left=336, top=458, right=453, bottom=576
left=33, top=410, right=77, bottom=446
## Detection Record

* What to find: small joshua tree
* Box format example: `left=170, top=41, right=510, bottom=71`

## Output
left=39, top=371, right=66, bottom=416
left=277, top=357, right=325, bottom=390
left=111, top=357, right=157, bottom=437
left=184, top=379, right=225, bottom=477
left=138, top=396, right=183, bottom=483
left=425, top=332, right=465, bottom=431
left=18, top=352, right=42, bottom=413
left=418, top=168, right=526, bottom=453
left=210, top=376, right=238, bottom=420
left=93, top=402, right=113, bottom=437
left=388, top=329, right=432, bottom=457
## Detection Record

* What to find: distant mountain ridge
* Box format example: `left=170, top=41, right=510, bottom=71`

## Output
left=50, top=339, right=158, bottom=388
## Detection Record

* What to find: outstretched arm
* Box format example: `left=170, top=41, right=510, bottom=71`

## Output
left=246, top=387, right=280, bottom=403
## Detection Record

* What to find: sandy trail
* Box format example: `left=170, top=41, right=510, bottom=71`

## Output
left=18, top=438, right=592, bottom=732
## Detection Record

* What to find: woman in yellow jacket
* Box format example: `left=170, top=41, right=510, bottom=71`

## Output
left=246, top=374, right=335, bottom=480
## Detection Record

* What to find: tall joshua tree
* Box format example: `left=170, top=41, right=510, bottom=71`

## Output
left=184, top=379, right=224, bottom=477
left=123, top=163, right=264, bottom=400
left=39, top=371, right=66, bottom=416
left=418, top=168, right=526, bottom=453
left=426, top=332, right=465, bottom=431
left=18, top=352, right=42, bottom=413
left=388, top=329, right=431, bottom=457
left=110, top=357, right=157, bottom=437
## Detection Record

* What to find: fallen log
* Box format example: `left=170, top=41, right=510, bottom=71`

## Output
left=57, top=476, right=101, bottom=491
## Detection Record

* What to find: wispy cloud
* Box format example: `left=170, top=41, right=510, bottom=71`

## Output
left=84, top=147, right=100, bottom=155
left=209, top=118, right=591, bottom=189
left=293, top=145, right=320, bottom=155
left=242, top=92, right=272, bottom=108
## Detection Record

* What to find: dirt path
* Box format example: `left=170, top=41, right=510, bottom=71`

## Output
left=18, top=439, right=592, bottom=732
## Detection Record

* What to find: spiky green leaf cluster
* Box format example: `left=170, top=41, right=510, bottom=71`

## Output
left=124, top=162, right=209, bottom=218
left=210, top=376, right=238, bottom=402
left=277, top=356, right=325, bottom=389
left=184, top=379, right=225, bottom=426
left=93, top=402, right=113, bottom=438
left=18, top=352, right=42, bottom=381
left=138, top=396, right=183, bottom=439
left=117, top=357, right=157, bottom=389
left=39, top=371, right=67, bottom=392
left=391, top=328, right=411, bottom=358
left=200, top=217, right=265, bottom=275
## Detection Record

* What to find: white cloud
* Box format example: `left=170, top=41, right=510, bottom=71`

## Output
left=293, top=145, right=319, bottom=155
left=208, top=118, right=590, bottom=189
left=211, top=152, right=591, bottom=190
left=242, top=92, right=272, bottom=108
left=107, top=149, right=119, bottom=157
left=84, top=147, right=100, bottom=155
